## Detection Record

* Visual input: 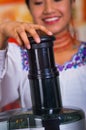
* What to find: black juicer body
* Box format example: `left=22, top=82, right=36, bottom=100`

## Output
left=26, top=35, right=85, bottom=130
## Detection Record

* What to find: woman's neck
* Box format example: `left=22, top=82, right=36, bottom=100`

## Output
left=53, top=31, right=81, bottom=65
left=54, top=31, right=77, bottom=53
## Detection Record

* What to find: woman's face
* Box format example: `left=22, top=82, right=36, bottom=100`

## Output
left=29, top=0, right=75, bottom=35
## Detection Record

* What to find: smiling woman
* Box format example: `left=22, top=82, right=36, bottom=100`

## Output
left=0, top=0, right=86, bottom=123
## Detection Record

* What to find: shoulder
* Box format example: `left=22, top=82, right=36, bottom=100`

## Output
left=8, top=42, right=21, bottom=54
left=7, top=42, right=21, bottom=64
left=7, top=42, right=24, bottom=71
left=7, top=42, right=29, bottom=71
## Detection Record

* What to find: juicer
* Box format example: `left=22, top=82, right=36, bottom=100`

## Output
left=0, top=34, right=85, bottom=130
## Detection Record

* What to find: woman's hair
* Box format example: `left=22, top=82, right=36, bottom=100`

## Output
left=25, top=0, right=29, bottom=5
left=25, top=0, right=75, bottom=6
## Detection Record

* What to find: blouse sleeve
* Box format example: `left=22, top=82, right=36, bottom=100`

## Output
left=0, top=49, right=7, bottom=102
left=0, top=43, right=32, bottom=109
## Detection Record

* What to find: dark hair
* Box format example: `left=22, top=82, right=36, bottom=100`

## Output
left=25, top=0, right=29, bottom=5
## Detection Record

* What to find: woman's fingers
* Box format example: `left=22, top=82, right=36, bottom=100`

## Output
left=0, top=21, right=53, bottom=49
left=16, top=23, right=52, bottom=49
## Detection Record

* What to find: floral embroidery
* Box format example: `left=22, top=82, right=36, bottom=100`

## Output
left=56, top=42, right=86, bottom=71
left=20, top=48, right=29, bottom=71
left=20, top=42, right=86, bottom=72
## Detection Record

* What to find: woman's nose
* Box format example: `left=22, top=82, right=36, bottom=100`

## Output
left=43, top=1, right=55, bottom=14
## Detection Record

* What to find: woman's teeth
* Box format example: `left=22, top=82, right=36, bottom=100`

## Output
left=44, top=17, right=59, bottom=22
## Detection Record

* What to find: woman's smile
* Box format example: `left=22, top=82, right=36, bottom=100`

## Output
left=43, top=16, right=60, bottom=25
left=29, top=0, right=73, bottom=35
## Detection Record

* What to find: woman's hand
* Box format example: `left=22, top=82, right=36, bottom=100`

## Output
left=0, top=21, right=52, bottom=49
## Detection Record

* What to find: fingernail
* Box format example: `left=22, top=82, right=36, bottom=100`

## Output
left=36, top=38, right=40, bottom=43
left=48, top=31, right=53, bottom=35
left=27, top=44, right=31, bottom=49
